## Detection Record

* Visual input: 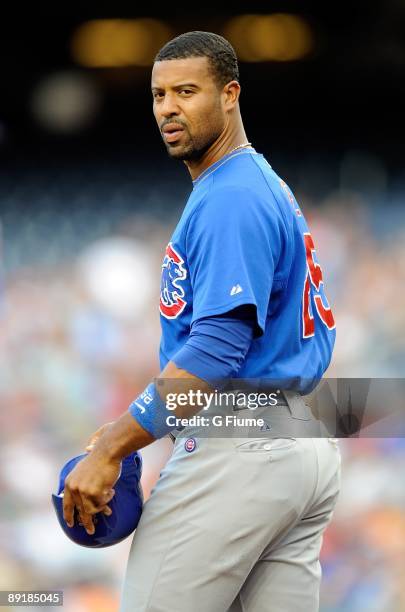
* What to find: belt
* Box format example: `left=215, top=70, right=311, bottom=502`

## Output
left=230, top=389, right=311, bottom=421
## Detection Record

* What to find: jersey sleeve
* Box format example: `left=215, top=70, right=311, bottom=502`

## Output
left=185, top=185, right=281, bottom=335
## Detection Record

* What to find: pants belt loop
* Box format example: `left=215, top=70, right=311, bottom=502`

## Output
left=282, top=390, right=311, bottom=421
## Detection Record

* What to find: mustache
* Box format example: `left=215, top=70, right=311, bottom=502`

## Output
left=160, top=119, right=187, bottom=131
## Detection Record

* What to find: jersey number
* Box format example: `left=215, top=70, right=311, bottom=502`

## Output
left=302, top=232, right=335, bottom=338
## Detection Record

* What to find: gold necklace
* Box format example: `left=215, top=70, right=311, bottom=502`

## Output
left=228, top=142, right=253, bottom=155
left=193, top=142, right=254, bottom=184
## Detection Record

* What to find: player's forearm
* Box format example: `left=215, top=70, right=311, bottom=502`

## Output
left=157, top=360, right=213, bottom=418
left=92, top=411, right=155, bottom=462
left=92, top=314, right=254, bottom=462
left=92, top=362, right=210, bottom=462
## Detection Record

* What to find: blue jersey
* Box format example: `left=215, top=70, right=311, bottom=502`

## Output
left=159, top=148, right=335, bottom=394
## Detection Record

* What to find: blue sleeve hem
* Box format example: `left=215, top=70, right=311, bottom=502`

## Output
left=172, top=314, right=255, bottom=384
left=191, top=296, right=265, bottom=336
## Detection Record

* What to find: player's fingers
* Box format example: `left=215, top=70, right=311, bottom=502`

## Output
left=74, top=496, right=95, bottom=535
left=102, top=505, right=112, bottom=516
left=104, top=488, right=115, bottom=502
left=79, top=513, right=95, bottom=535
left=62, top=488, right=75, bottom=528
left=100, top=489, right=115, bottom=509
left=81, top=489, right=115, bottom=515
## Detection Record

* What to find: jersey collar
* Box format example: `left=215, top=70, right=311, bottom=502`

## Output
left=192, top=147, right=256, bottom=188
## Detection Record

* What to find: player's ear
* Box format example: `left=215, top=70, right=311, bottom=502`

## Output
left=222, top=80, right=240, bottom=111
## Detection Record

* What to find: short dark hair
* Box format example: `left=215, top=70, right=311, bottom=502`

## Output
left=155, top=31, right=239, bottom=87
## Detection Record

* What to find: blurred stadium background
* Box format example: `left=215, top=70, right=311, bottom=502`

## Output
left=0, top=3, right=405, bottom=611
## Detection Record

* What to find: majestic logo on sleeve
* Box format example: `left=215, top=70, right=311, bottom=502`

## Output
left=160, top=243, right=188, bottom=319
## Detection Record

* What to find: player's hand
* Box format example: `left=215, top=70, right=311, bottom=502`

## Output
left=62, top=450, right=121, bottom=535
left=85, top=421, right=115, bottom=452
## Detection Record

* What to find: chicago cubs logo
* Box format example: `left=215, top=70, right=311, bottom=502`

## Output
left=184, top=438, right=196, bottom=452
left=160, top=243, right=188, bottom=319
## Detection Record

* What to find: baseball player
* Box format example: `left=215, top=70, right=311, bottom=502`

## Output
left=62, top=31, right=341, bottom=612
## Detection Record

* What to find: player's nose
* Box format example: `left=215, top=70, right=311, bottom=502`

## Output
left=159, top=93, right=181, bottom=118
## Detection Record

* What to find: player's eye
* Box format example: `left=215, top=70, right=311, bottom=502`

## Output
left=153, top=92, right=164, bottom=100
left=179, top=89, right=193, bottom=96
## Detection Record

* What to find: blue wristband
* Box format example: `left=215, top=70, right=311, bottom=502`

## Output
left=128, top=382, right=173, bottom=439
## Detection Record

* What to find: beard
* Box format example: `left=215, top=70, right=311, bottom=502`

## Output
left=163, top=118, right=224, bottom=162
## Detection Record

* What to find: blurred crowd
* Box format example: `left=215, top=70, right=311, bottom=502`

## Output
left=0, top=163, right=404, bottom=611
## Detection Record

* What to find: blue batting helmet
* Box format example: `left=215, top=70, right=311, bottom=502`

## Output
left=52, top=451, right=143, bottom=548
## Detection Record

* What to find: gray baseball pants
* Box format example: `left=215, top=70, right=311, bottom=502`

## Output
left=120, top=399, right=341, bottom=612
